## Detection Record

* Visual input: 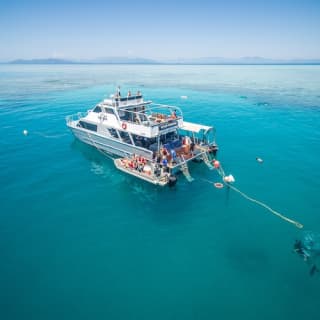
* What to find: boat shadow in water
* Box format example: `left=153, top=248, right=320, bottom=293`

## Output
left=70, top=139, right=200, bottom=224
left=70, top=140, right=120, bottom=181
left=70, top=139, right=112, bottom=163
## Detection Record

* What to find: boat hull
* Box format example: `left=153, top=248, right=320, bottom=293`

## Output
left=69, top=126, right=153, bottom=159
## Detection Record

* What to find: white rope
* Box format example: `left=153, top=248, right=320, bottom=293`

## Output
left=226, top=183, right=303, bottom=229
left=203, top=163, right=304, bottom=229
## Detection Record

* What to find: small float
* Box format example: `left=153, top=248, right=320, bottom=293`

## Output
left=214, top=182, right=224, bottom=189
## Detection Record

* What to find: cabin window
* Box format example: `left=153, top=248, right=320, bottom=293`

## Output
left=132, top=134, right=153, bottom=148
left=119, top=110, right=130, bottom=121
left=78, top=121, right=97, bottom=132
left=93, top=106, right=102, bottom=113
left=105, top=108, right=115, bottom=115
left=119, top=131, right=132, bottom=144
left=108, top=128, right=119, bottom=138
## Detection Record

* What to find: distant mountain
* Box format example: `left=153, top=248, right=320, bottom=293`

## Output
left=9, top=57, right=160, bottom=65
left=87, top=57, right=160, bottom=64
left=164, top=56, right=320, bottom=64
left=10, top=58, right=74, bottom=64
left=8, top=57, right=320, bottom=65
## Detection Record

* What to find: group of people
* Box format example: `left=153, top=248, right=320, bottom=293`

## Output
left=121, top=155, right=148, bottom=173
left=152, top=109, right=177, bottom=123
left=152, top=136, right=197, bottom=168
left=120, top=153, right=170, bottom=179
left=154, top=147, right=178, bottom=168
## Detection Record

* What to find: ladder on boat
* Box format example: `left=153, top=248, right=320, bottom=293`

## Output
left=201, top=152, right=214, bottom=170
left=180, top=156, right=194, bottom=182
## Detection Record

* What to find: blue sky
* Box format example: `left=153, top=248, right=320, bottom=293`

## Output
left=0, top=0, right=319, bottom=61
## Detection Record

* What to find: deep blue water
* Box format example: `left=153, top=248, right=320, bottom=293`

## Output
left=0, top=65, right=320, bottom=320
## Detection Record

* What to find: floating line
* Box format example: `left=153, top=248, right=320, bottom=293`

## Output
left=226, top=183, right=303, bottom=229
left=202, top=165, right=303, bottom=229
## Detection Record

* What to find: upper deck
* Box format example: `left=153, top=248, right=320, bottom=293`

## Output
left=66, top=90, right=213, bottom=139
left=94, top=92, right=184, bottom=137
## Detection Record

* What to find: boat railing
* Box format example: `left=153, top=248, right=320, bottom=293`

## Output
left=66, top=111, right=88, bottom=125
left=145, top=103, right=182, bottom=114
left=119, top=104, right=183, bottom=128
left=146, top=104, right=183, bottom=127
left=111, top=95, right=144, bottom=107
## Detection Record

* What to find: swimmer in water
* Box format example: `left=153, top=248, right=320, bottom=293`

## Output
left=310, top=264, right=319, bottom=276
left=293, top=240, right=309, bottom=261
left=256, top=157, right=263, bottom=163
left=293, top=239, right=319, bottom=276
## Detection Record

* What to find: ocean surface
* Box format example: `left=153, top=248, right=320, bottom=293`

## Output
left=0, top=64, right=320, bottom=320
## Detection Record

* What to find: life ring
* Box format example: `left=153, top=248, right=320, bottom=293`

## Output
left=214, top=182, right=224, bottom=189
left=122, top=122, right=127, bottom=130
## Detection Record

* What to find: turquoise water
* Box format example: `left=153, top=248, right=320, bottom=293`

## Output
left=0, top=65, right=320, bottom=319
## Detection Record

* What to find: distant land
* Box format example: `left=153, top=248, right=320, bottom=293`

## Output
left=9, top=57, right=159, bottom=65
left=7, top=57, right=320, bottom=65
left=10, top=58, right=75, bottom=64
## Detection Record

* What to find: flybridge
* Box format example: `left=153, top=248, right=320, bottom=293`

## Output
left=102, top=90, right=148, bottom=108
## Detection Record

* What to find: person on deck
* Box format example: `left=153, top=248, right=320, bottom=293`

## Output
left=170, top=149, right=177, bottom=163
left=116, top=86, right=121, bottom=97
left=171, top=110, right=177, bottom=119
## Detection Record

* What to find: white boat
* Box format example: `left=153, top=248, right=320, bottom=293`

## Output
left=66, top=89, right=218, bottom=186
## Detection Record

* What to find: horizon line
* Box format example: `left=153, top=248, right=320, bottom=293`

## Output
left=2, top=62, right=320, bottom=66
left=3, top=56, right=320, bottom=62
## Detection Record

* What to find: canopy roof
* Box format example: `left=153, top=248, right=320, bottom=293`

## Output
left=181, top=121, right=212, bottom=133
